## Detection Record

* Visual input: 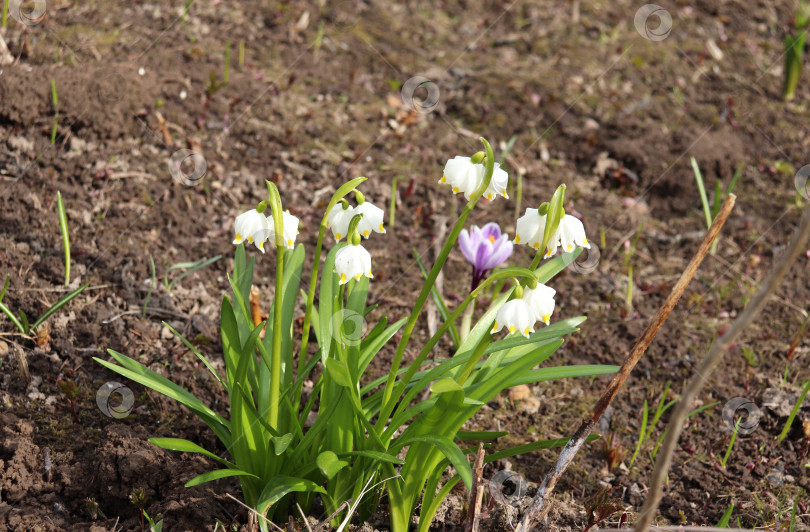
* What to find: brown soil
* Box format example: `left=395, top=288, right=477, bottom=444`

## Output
left=1, top=0, right=809, bottom=531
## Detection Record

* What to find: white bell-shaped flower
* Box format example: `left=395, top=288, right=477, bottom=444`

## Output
left=555, top=215, right=590, bottom=254
left=440, top=156, right=509, bottom=201
left=492, top=299, right=536, bottom=338
left=334, top=243, right=373, bottom=284
left=355, top=201, right=386, bottom=238
left=522, top=283, right=556, bottom=325
left=233, top=209, right=273, bottom=253
left=514, top=208, right=548, bottom=253
left=484, top=163, right=509, bottom=201
left=440, top=156, right=480, bottom=198
left=326, top=203, right=355, bottom=242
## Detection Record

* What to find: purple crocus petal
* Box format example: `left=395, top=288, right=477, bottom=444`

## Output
left=479, top=222, right=501, bottom=241
left=474, top=239, right=494, bottom=270
left=483, top=234, right=513, bottom=270
left=458, top=229, right=477, bottom=265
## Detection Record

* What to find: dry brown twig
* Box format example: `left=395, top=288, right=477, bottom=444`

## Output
left=465, top=443, right=486, bottom=532
left=635, top=205, right=810, bottom=531
left=515, top=195, right=737, bottom=532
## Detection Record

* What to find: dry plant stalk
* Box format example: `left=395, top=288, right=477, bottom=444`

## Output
left=515, top=195, right=737, bottom=532
left=635, top=205, right=810, bottom=531
left=465, top=443, right=486, bottom=532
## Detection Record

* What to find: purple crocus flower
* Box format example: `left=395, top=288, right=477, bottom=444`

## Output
left=458, top=222, right=514, bottom=290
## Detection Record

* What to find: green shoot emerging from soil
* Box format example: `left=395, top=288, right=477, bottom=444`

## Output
left=784, top=1, right=810, bottom=100
left=691, top=157, right=742, bottom=255
left=96, top=137, right=618, bottom=532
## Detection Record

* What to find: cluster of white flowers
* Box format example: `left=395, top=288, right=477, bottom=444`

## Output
left=232, top=148, right=590, bottom=337
left=492, top=283, right=556, bottom=338
left=325, top=194, right=386, bottom=285
left=232, top=209, right=300, bottom=253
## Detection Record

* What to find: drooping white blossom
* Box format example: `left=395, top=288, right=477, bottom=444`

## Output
left=439, top=156, right=509, bottom=201
left=355, top=201, right=386, bottom=238
left=326, top=203, right=355, bottom=242
left=492, top=299, right=536, bottom=338
left=522, top=283, right=556, bottom=326
left=233, top=209, right=273, bottom=252
left=334, top=244, right=373, bottom=284
left=514, top=210, right=589, bottom=258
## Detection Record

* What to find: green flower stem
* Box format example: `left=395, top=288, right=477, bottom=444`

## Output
left=266, top=181, right=285, bottom=429
left=296, top=177, right=367, bottom=406
left=454, top=333, right=491, bottom=386
left=376, top=138, right=496, bottom=431
left=384, top=266, right=538, bottom=436
left=459, top=300, right=475, bottom=342
left=528, top=252, right=543, bottom=271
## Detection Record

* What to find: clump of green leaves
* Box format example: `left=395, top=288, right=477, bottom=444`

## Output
left=96, top=139, right=618, bottom=532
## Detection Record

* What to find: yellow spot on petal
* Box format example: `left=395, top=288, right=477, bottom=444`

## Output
left=524, top=327, right=530, bottom=336
left=488, top=235, right=495, bottom=243
left=532, top=242, right=539, bottom=249
left=340, top=273, right=347, bottom=283
left=258, top=242, right=264, bottom=250
left=508, top=325, right=516, bottom=333
left=288, top=239, right=293, bottom=247
left=567, top=244, right=573, bottom=251
left=542, top=314, right=550, bottom=324
left=452, top=187, right=460, bottom=193
left=440, top=175, right=447, bottom=183
left=582, top=238, right=589, bottom=246
left=363, top=230, right=369, bottom=237
left=379, top=223, right=384, bottom=231
left=487, top=193, right=494, bottom=200
left=368, top=270, right=373, bottom=277
left=235, top=233, right=242, bottom=243
left=247, top=236, right=253, bottom=243
left=326, top=221, right=330, bottom=228
left=355, top=273, right=362, bottom=280
left=336, top=233, right=342, bottom=240
left=514, top=235, right=521, bottom=243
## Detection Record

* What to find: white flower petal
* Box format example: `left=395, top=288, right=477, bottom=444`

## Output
left=515, top=208, right=547, bottom=250
left=281, top=211, right=300, bottom=249
left=522, top=284, right=556, bottom=325
left=484, top=163, right=509, bottom=200
left=327, top=204, right=355, bottom=241
left=491, top=299, right=535, bottom=338
left=234, top=209, right=272, bottom=250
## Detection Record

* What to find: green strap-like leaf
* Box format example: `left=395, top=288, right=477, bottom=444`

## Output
left=149, top=438, right=236, bottom=469
left=184, top=468, right=260, bottom=488
left=31, top=283, right=88, bottom=331
left=255, top=475, right=327, bottom=516
left=394, top=434, right=472, bottom=489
